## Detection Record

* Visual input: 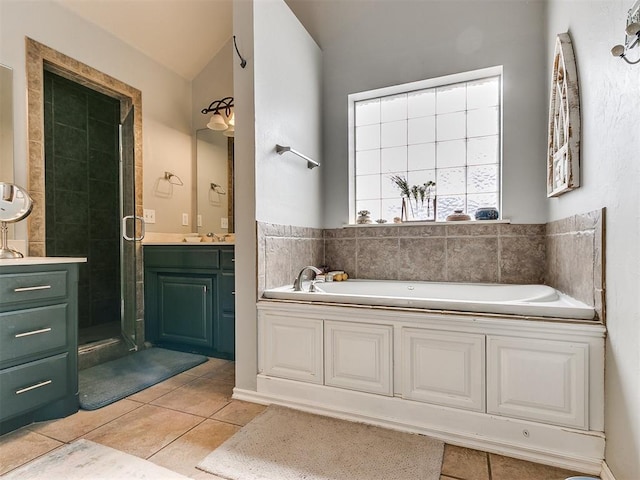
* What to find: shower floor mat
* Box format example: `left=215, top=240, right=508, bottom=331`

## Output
left=79, top=347, right=207, bottom=410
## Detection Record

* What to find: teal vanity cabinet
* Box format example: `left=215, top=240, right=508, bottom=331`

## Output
left=0, top=260, right=82, bottom=435
left=144, top=245, right=235, bottom=359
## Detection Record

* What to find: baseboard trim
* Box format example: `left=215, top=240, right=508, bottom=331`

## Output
left=600, top=461, right=616, bottom=480
left=233, top=377, right=604, bottom=475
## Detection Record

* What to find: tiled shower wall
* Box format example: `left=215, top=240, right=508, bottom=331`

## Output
left=44, top=70, right=121, bottom=329
left=258, top=209, right=605, bottom=321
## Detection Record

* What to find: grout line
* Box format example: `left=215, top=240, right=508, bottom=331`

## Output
left=144, top=414, right=209, bottom=460
left=487, top=451, right=493, bottom=480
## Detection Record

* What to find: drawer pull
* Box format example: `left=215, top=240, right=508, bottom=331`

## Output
left=231, top=258, right=235, bottom=262
left=14, top=285, right=52, bottom=293
left=232, top=291, right=236, bottom=295
left=16, top=380, right=52, bottom=395
left=15, top=327, right=52, bottom=338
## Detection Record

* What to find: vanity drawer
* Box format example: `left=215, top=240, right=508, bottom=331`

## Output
left=0, top=271, right=68, bottom=306
left=144, top=247, right=220, bottom=270
left=0, top=353, right=69, bottom=420
left=221, top=249, right=235, bottom=271
left=0, top=304, right=68, bottom=364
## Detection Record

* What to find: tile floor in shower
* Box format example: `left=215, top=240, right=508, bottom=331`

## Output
left=0, top=358, right=596, bottom=480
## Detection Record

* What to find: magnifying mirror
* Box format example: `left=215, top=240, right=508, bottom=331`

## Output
left=0, top=182, right=33, bottom=259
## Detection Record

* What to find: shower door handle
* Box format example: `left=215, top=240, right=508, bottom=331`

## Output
left=122, top=215, right=146, bottom=242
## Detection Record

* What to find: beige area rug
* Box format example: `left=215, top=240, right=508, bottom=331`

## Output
left=2, top=439, right=189, bottom=480
left=198, top=405, right=444, bottom=480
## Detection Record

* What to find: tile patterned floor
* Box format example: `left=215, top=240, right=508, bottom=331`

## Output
left=0, top=358, right=597, bottom=480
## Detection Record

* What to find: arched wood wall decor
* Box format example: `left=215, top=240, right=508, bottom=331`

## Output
left=547, top=32, right=581, bottom=197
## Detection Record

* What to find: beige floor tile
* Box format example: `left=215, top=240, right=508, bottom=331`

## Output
left=489, top=453, right=590, bottom=480
left=210, top=400, right=267, bottom=426
left=151, top=377, right=231, bottom=417
left=202, top=361, right=235, bottom=383
left=29, top=399, right=142, bottom=443
left=149, top=419, right=240, bottom=476
left=0, top=429, right=62, bottom=475
left=183, top=358, right=230, bottom=377
left=82, top=404, right=203, bottom=459
left=439, top=476, right=458, bottom=480
left=128, top=372, right=197, bottom=403
left=441, top=444, right=489, bottom=480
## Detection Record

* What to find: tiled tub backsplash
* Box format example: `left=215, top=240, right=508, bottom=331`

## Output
left=257, top=223, right=324, bottom=296
left=323, top=223, right=546, bottom=285
left=257, top=209, right=605, bottom=321
left=546, top=209, right=605, bottom=321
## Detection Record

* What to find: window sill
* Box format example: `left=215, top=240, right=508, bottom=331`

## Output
left=344, top=219, right=511, bottom=227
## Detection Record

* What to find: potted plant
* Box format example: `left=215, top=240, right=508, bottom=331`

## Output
left=389, top=175, right=436, bottom=221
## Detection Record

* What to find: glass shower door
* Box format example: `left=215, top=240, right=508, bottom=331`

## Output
left=119, top=106, right=142, bottom=350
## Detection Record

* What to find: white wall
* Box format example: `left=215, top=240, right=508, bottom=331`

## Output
left=286, top=0, right=548, bottom=227
left=254, top=0, right=323, bottom=228
left=233, top=0, right=257, bottom=391
left=0, top=0, right=193, bottom=236
left=546, top=1, right=640, bottom=478
left=233, top=0, right=323, bottom=391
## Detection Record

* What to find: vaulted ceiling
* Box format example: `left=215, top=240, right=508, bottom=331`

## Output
left=55, top=0, right=233, bottom=80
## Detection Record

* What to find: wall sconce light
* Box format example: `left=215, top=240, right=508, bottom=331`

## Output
left=201, top=96, right=235, bottom=136
left=611, top=0, right=640, bottom=64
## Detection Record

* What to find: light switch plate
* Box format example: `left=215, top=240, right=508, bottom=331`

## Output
left=182, top=213, right=189, bottom=226
left=221, top=217, right=228, bottom=229
left=197, top=214, right=202, bottom=227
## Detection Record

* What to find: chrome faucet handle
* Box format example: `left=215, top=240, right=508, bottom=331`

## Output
left=309, top=280, right=317, bottom=292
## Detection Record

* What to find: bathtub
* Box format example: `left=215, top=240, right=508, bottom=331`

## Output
left=262, top=279, right=595, bottom=320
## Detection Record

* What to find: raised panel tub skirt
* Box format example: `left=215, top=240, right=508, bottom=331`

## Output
left=263, top=279, right=595, bottom=320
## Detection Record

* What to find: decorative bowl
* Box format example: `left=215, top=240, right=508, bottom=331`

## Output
left=446, top=209, right=471, bottom=221
left=475, top=207, right=499, bottom=220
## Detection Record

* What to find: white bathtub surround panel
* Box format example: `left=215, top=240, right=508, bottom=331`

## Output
left=487, top=336, right=589, bottom=429
left=545, top=209, right=604, bottom=321
left=402, top=328, right=485, bottom=412
left=248, top=301, right=606, bottom=474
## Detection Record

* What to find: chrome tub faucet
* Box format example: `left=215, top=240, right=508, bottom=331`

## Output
left=293, top=266, right=322, bottom=292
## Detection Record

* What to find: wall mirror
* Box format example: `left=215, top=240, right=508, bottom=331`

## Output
left=0, top=64, right=13, bottom=184
left=0, top=183, right=32, bottom=258
left=196, top=129, right=234, bottom=235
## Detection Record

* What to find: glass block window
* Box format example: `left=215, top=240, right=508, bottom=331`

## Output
left=352, top=70, right=501, bottom=222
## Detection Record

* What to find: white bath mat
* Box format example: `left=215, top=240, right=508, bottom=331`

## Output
left=198, top=404, right=444, bottom=480
left=2, top=439, right=189, bottom=479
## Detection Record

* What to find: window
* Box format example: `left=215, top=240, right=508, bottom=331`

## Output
left=350, top=67, right=502, bottom=223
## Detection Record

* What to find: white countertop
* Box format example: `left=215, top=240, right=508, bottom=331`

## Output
left=142, top=242, right=234, bottom=246
left=0, top=257, right=87, bottom=266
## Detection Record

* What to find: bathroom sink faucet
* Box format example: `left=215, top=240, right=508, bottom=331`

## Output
left=293, top=266, right=322, bottom=292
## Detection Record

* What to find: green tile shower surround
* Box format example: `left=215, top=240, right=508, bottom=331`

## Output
left=44, top=71, right=121, bottom=331
left=257, top=209, right=604, bottom=320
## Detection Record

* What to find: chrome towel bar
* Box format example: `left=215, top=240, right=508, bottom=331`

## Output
left=275, top=144, right=320, bottom=169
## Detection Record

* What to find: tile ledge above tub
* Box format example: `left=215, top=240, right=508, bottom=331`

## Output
left=0, top=257, right=87, bottom=266
left=343, top=219, right=511, bottom=227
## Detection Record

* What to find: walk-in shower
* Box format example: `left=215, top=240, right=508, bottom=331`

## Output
left=43, top=70, right=139, bottom=359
